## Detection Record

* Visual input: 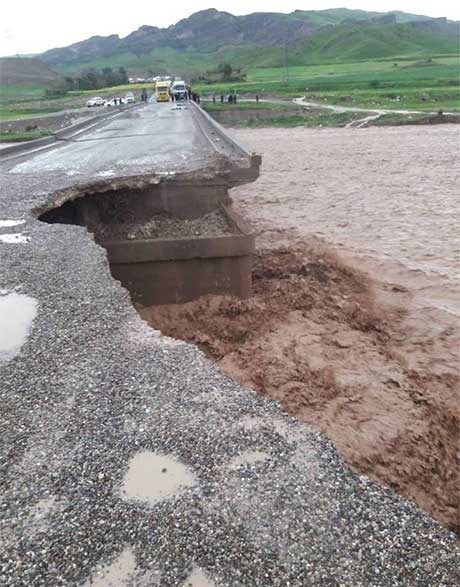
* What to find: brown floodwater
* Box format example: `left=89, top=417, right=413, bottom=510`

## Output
left=140, top=125, right=459, bottom=532
left=230, top=125, right=460, bottom=316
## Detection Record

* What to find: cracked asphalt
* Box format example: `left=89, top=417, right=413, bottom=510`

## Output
left=0, top=104, right=459, bottom=586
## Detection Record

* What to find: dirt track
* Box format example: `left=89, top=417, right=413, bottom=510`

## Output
left=139, top=125, right=459, bottom=533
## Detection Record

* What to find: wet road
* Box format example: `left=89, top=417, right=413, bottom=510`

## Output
left=4, top=102, right=215, bottom=177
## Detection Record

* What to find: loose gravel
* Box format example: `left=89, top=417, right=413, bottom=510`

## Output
left=90, top=210, right=236, bottom=241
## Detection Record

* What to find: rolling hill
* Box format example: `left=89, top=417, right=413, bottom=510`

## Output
left=37, top=8, right=459, bottom=75
left=0, top=57, right=61, bottom=85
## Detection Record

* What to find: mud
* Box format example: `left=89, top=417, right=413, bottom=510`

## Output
left=139, top=246, right=459, bottom=533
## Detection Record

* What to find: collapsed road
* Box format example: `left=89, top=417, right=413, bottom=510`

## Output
left=0, top=102, right=458, bottom=586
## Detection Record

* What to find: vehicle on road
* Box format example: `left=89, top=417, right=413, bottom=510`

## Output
left=104, top=97, right=126, bottom=107
left=86, top=97, right=104, bottom=107
left=171, top=81, right=187, bottom=101
left=125, top=92, right=135, bottom=104
left=155, top=81, right=171, bottom=102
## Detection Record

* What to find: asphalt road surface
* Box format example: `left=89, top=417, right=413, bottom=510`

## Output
left=4, top=102, right=217, bottom=178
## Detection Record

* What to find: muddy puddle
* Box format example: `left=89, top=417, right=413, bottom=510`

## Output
left=139, top=247, right=459, bottom=533
left=0, top=291, right=38, bottom=363
left=120, top=451, right=197, bottom=505
left=84, top=548, right=137, bottom=587
left=183, top=567, right=216, bottom=587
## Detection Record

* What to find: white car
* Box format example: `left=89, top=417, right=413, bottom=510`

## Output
left=86, top=96, right=104, bottom=107
left=125, top=93, right=135, bottom=104
left=104, top=98, right=126, bottom=107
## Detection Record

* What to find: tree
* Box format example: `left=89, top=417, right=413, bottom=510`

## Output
left=102, top=67, right=116, bottom=87
left=117, top=67, right=129, bottom=85
left=218, top=63, right=233, bottom=81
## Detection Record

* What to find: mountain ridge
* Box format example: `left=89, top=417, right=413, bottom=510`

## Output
left=32, top=8, right=460, bottom=72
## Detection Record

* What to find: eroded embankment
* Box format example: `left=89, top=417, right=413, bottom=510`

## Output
left=139, top=246, right=459, bottom=533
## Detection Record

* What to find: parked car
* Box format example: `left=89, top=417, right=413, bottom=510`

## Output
left=104, top=97, right=126, bottom=107
left=125, top=92, right=135, bottom=104
left=86, top=96, right=104, bottom=107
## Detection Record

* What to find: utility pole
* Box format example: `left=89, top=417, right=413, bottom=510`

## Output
left=284, top=41, right=289, bottom=83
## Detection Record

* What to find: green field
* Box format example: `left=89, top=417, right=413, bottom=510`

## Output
left=0, top=129, right=52, bottom=142
left=1, top=54, right=458, bottom=125
left=204, top=101, right=296, bottom=111
left=194, top=56, right=460, bottom=112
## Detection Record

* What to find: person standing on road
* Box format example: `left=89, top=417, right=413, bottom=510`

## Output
left=220, top=94, right=224, bottom=103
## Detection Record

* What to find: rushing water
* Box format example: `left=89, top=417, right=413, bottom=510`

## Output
left=232, top=125, right=460, bottom=314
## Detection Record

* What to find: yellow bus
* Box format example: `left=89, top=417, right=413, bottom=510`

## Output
left=155, top=81, right=170, bottom=102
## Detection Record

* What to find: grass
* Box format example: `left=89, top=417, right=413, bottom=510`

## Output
left=0, top=106, right=68, bottom=120
left=195, top=55, right=460, bottom=112
left=70, top=83, right=152, bottom=95
left=0, top=84, right=47, bottom=101
left=0, top=129, right=52, bottom=142
left=203, top=101, right=295, bottom=111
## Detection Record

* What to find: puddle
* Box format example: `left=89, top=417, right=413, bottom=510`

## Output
left=121, top=451, right=197, bottom=505
left=0, top=220, right=25, bottom=228
left=227, top=450, right=271, bottom=470
left=0, top=292, right=38, bottom=362
left=34, top=496, right=55, bottom=517
left=30, top=496, right=56, bottom=532
left=84, top=547, right=137, bottom=587
left=183, top=567, right=216, bottom=587
left=0, top=233, right=30, bottom=243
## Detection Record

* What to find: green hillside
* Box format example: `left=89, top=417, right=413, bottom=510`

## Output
left=289, top=8, right=383, bottom=26
left=55, top=21, right=458, bottom=77
left=236, top=24, right=459, bottom=68
left=294, top=23, right=459, bottom=63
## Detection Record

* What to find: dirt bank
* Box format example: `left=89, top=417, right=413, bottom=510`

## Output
left=139, top=245, right=459, bottom=533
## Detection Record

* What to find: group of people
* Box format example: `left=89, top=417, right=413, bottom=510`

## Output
left=211, top=92, right=261, bottom=105
left=212, top=92, right=238, bottom=104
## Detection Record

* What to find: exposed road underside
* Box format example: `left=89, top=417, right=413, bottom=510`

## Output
left=0, top=103, right=458, bottom=586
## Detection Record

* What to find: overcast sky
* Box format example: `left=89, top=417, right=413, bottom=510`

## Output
left=2, top=1, right=459, bottom=57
